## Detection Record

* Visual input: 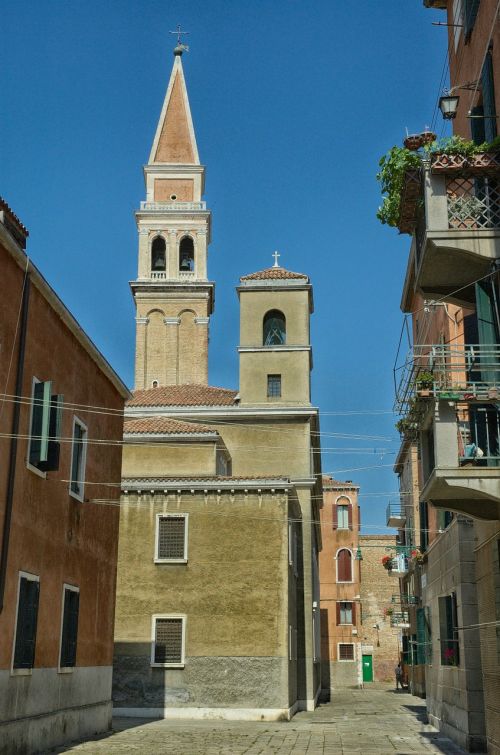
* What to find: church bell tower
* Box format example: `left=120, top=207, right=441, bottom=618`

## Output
left=131, top=44, right=213, bottom=389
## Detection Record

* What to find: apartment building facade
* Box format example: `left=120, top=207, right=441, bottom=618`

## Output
left=0, top=199, right=129, bottom=753
left=387, top=2, right=500, bottom=751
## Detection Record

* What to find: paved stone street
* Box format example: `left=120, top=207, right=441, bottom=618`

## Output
left=55, top=686, right=468, bottom=755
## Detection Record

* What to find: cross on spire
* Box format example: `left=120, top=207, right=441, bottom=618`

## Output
left=170, top=24, right=190, bottom=46
left=272, top=250, right=281, bottom=268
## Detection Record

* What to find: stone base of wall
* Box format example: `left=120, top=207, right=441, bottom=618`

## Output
left=427, top=713, right=487, bottom=753
left=113, top=650, right=290, bottom=711
left=0, top=700, right=111, bottom=755
left=0, top=666, right=112, bottom=755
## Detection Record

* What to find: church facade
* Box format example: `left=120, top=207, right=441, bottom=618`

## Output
left=112, top=45, right=323, bottom=720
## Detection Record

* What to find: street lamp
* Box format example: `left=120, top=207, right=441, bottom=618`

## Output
left=439, top=91, right=460, bottom=120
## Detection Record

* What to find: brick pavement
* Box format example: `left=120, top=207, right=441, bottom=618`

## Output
left=55, top=686, right=469, bottom=755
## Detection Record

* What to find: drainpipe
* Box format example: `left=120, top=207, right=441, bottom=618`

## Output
left=0, top=273, right=30, bottom=612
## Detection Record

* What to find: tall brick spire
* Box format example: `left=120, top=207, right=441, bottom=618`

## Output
left=149, top=50, right=199, bottom=165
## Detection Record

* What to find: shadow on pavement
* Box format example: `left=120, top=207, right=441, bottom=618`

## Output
left=53, top=717, right=157, bottom=753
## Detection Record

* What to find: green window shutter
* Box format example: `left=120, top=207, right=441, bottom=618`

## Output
left=29, top=381, right=51, bottom=466
left=60, top=589, right=79, bottom=667
left=481, top=51, right=497, bottom=142
left=13, top=578, right=39, bottom=669
left=39, top=394, right=63, bottom=472
left=470, top=105, right=485, bottom=144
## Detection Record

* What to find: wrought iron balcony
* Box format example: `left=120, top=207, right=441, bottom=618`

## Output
left=386, top=502, right=406, bottom=528
left=390, top=611, right=410, bottom=628
left=400, top=158, right=500, bottom=306
left=395, top=344, right=500, bottom=416
left=391, top=547, right=411, bottom=575
left=391, top=593, right=419, bottom=606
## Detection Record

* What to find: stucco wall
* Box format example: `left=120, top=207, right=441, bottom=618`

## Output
left=113, top=490, right=291, bottom=710
left=423, top=518, right=487, bottom=753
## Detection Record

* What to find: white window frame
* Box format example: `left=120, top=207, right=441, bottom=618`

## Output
left=26, top=377, right=46, bottom=479
left=337, top=504, right=349, bottom=530
left=151, top=614, right=186, bottom=668
left=336, top=547, right=354, bottom=584
left=69, top=416, right=88, bottom=502
left=58, top=583, right=80, bottom=673
left=154, top=513, right=189, bottom=564
left=11, top=571, right=40, bottom=676
left=339, top=600, right=353, bottom=625
left=335, top=494, right=351, bottom=530
left=337, top=642, right=355, bottom=662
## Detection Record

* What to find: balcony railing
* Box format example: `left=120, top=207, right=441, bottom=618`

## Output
left=391, top=594, right=419, bottom=606
left=395, top=344, right=500, bottom=415
left=140, top=201, right=206, bottom=212
left=458, top=406, right=500, bottom=467
left=391, top=547, right=410, bottom=575
left=386, top=502, right=406, bottom=528
left=390, top=611, right=410, bottom=627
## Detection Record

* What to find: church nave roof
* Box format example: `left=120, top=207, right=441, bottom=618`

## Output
left=124, top=417, right=217, bottom=435
left=127, top=384, right=238, bottom=408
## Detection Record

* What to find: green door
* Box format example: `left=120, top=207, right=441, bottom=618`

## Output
left=362, top=654, right=373, bottom=682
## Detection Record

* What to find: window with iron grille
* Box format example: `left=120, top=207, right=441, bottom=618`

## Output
left=155, top=514, right=188, bottom=562
left=69, top=417, right=87, bottom=501
left=59, top=586, right=79, bottom=669
left=439, top=593, right=460, bottom=666
left=152, top=616, right=185, bottom=667
left=267, top=374, right=281, bottom=398
left=338, top=643, right=354, bottom=661
left=13, top=573, right=39, bottom=671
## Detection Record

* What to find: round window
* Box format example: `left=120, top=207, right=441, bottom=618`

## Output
left=170, top=194, right=177, bottom=201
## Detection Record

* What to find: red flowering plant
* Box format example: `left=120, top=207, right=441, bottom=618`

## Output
left=410, top=549, right=424, bottom=564
left=381, top=555, right=393, bottom=571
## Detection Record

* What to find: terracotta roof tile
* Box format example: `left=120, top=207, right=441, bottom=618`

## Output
left=240, top=266, right=308, bottom=281
left=322, top=475, right=359, bottom=488
left=124, top=417, right=217, bottom=435
left=127, top=384, right=238, bottom=408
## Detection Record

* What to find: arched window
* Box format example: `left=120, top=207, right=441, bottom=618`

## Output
left=337, top=549, right=352, bottom=583
left=333, top=496, right=352, bottom=530
left=179, top=236, right=194, bottom=271
left=263, top=310, right=286, bottom=346
left=151, top=236, right=166, bottom=271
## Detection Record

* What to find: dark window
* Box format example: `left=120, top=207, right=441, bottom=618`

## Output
left=70, top=419, right=87, bottom=498
left=419, top=501, right=429, bottom=551
left=13, top=576, right=39, bottom=669
left=154, top=617, right=184, bottom=665
left=179, top=237, right=194, bottom=271
left=267, top=374, right=281, bottom=398
left=416, top=607, right=427, bottom=665
left=482, top=50, right=497, bottom=142
left=60, top=588, right=79, bottom=668
left=263, top=310, right=286, bottom=345
left=463, top=0, right=480, bottom=41
left=29, top=381, right=63, bottom=472
left=157, top=516, right=187, bottom=560
left=337, top=549, right=352, bottom=582
left=338, top=643, right=354, bottom=661
left=151, top=236, right=166, bottom=271
left=439, top=593, right=460, bottom=666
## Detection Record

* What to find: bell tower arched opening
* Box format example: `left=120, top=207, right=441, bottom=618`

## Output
left=179, top=236, right=194, bottom=272
left=151, top=236, right=166, bottom=271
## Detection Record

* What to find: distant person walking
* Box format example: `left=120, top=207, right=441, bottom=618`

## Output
left=395, top=662, right=403, bottom=691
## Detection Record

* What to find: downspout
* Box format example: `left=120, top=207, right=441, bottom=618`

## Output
left=0, top=273, right=30, bottom=612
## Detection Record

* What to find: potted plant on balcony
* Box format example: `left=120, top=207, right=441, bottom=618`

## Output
left=384, top=606, right=394, bottom=617
left=376, top=146, right=422, bottom=232
left=410, top=549, right=424, bottom=565
left=415, top=371, right=434, bottom=397
left=382, top=555, right=393, bottom=573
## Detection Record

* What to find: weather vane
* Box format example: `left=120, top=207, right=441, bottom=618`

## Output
left=170, top=24, right=190, bottom=53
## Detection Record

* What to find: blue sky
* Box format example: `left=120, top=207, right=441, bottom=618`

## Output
left=2, top=1, right=451, bottom=531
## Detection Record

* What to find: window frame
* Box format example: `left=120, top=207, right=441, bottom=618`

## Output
left=58, top=583, right=80, bottom=673
left=337, top=642, right=355, bottom=662
left=11, top=571, right=40, bottom=676
left=267, top=374, right=282, bottom=398
left=150, top=614, right=186, bottom=668
left=154, top=513, right=189, bottom=564
left=338, top=601, right=354, bottom=625
left=69, top=416, right=88, bottom=502
left=336, top=548, right=354, bottom=583
left=263, top=309, right=286, bottom=346
left=337, top=504, right=349, bottom=529
left=26, top=377, right=47, bottom=478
